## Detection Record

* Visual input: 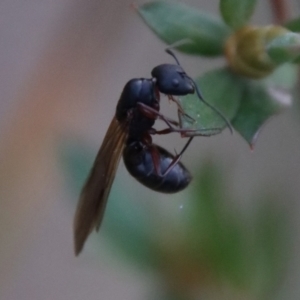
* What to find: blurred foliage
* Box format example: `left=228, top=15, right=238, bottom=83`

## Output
left=138, top=0, right=300, bottom=147
left=138, top=1, right=231, bottom=56
left=62, top=141, right=288, bottom=300
left=220, top=0, right=257, bottom=30
left=285, top=16, right=300, bottom=32
left=62, top=1, right=296, bottom=299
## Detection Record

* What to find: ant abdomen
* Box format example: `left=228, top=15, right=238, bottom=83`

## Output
left=123, top=141, right=192, bottom=193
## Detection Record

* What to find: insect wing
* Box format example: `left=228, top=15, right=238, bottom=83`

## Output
left=74, top=117, right=127, bottom=255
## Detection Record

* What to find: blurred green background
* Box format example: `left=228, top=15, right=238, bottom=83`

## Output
left=0, top=1, right=299, bottom=300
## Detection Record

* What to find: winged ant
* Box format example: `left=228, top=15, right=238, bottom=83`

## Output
left=74, top=49, right=232, bottom=255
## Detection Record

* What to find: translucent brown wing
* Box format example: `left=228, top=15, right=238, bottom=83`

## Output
left=74, top=117, right=128, bottom=255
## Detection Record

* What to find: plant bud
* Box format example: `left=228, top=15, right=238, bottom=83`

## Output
left=225, top=26, right=290, bottom=79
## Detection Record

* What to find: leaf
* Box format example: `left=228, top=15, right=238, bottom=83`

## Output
left=185, top=161, right=250, bottom=286
left=232, top=64, right=295, bottom=147
left=231, top=81, right=289, bottom=147
left=267, top=32, right=300, bottom=64
left=186, top=162, right=288, bottom=290
left=179, top=65, right=294, bottom=146
left=220, top=0, right=257, bottom=30
left=284, top=16, right=300, bottom=32
left=263, top=63, right=298, bottom=89
left=178, top=68, right=242, bottom=135
left=138, top=1, right=231, bottom=56
left=250, top=195, right=289, bottom=295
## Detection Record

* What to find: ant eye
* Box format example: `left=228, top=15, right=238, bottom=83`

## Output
left=178, top=71, right=186, bottom=78
left=172, top=79, right=179, bottom=87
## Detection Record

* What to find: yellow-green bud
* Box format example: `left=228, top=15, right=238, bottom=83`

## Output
left=225, top=25, right=289, bottom=79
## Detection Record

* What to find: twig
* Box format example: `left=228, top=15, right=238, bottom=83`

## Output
left=269, top=0, right=289, bottom=24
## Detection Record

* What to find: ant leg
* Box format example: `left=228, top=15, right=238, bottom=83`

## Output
left=137, top=102, right=179, bottom=126
left=151, top=126, right=222, bottom=136
left=149, top=145, right=162, bottom=176
left=148, top=137, right=194, bottom=177
left=179, top=127, right=223, bottom=137
left=168, top=95, right=195, bottom=122
left=137, top=102, right=197, bottom=134
left=138, top=102, right=224, bottom=137
left=161, top=137, right=194, bottom=177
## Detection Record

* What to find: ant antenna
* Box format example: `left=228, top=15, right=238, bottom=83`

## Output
left=165, top=38, right=194, bottom=60
left=166, top=48, right=180, bottom=65
left=188, top=76, right=233, bottom=134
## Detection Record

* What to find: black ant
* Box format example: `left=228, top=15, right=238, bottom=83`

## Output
left=73, top=50, right=232, bottom=255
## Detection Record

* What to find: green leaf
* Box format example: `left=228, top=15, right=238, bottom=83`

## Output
left=178, top=65, right=294, bottom=146
left=284, top=16, right=300, bottom=32
left=248, top=194, right=289, bottom=296
left=186, top=162, right=288, bottom=290
left=138, top=1, right=231, bottom=56
left=267, top=32, right=300, bottom=64
left=232, top=80, right=289, bottom=147
left=178, top=68, right=242, bottom=135
left=293, top=56, right=300, bottom=63
left=232, top=64, right=295, bottom=148
left=220, top=0, right=257, bottom=30
left=186, top=161, right=250, bottom=287
left=263, top=63, right=298, bottom=89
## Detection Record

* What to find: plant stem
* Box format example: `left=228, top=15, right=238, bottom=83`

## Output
left=269, top=0, right=290, bottom=24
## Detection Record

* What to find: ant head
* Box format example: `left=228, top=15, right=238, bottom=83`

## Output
left=151, top=64, right=194, bottom=96
left=151, top=49, right=194, bottom=96
left=152, top=49, right=233, bottom=133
